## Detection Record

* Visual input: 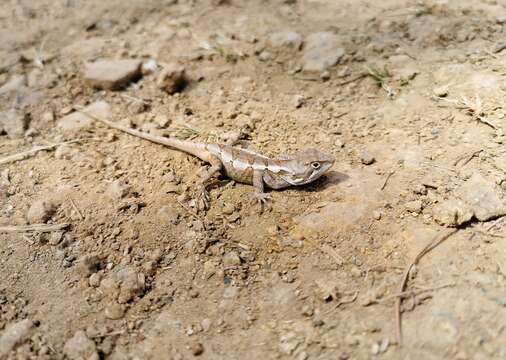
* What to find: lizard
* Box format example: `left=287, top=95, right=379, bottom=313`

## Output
left=76, top=109, right=335, bottom=210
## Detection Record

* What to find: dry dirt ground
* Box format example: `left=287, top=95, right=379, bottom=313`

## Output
left=2, top=0, right=506, bottom=359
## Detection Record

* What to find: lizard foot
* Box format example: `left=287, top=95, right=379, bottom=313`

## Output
left=251, top=192, right=272, bottom=213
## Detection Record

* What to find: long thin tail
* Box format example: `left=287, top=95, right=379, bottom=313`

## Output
left=75, top=107, right=210, bottom=162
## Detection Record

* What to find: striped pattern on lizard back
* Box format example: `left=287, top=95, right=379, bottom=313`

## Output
left=205, top=143, right=281, bottom=185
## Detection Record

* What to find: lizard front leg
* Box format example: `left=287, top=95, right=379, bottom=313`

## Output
left=196, top=155, right=223, bottom=211
left=252, top=169, right=271, bottom=212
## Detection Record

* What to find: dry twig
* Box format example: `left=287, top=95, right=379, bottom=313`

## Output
left=336, top=73, right=367, bottom=86
left=0, top=140, right=82, bottom=165
left=321, top=244, right=344, bottom=266
left=395, top=228, right=459, bottom=346
left=68, top=197, right=84, bottom=220
left=380, top=170, right=395, bottom=190
left=0, top=223, right=70, bottom=233
left=381, top=283, right=454, bottom=302
left=453, top=149, right=483, bottom=167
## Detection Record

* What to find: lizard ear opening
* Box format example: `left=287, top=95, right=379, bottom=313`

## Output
left=311, top=162, right=321, bottom=169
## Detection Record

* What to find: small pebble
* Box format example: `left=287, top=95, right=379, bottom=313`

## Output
left=320, top=70, right=330, bottom=81
left=157, top=63, right=186, bottom=94
left=221, top=203, right=235, bottom=215
left=258, top=51, right=273, bottom=61
left=154, top=113, right=171, bottom=128
left=405, top=200, right=423, bottom=213
left=89, top=273, right=102, bottom=287
left=41, top=111, right=54, bottom=123
left=77, top=255, right=101, bottom=277
left=301, top=304, right=314, bottom=317
left=222, top=251, right=241, bottom=267
left=26, top=199, right=56, bottom=224
left=104, top=303, right=125, bottom=320
left=201, top=319, right=212, bottom=332
left=84, top=59, right=142, bottom=90
left=141, top=59, right=158, bottom=75
left=49, top=231, right=64, bottom=245
left=433, top=85, right=449, bottom=97
left=107, top=180, right=131, bottom=200
left=292, top=94, right=305, bottom=108
left=190, top=342, right=204, bottom=356
left=360, top=150, right=375, bottom=165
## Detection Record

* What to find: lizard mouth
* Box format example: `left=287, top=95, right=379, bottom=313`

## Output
left=282, top=163, right=333, bottom=186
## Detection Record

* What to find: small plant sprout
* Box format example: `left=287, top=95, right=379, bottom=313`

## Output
left=366, top=64, right=395, bottom=98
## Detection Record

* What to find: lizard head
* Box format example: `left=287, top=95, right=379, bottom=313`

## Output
left=278, top=148, right=335, bottom=186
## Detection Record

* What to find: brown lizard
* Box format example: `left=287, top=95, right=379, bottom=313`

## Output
left=77, top=109, right=335, bottom=210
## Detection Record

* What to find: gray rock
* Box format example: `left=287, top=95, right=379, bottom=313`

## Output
left=0, top=109, right=29, bottom=138
left=48, top=231, right=64, bottom=245
left=360, top=150, right=375, bottom=165
left=63, top=331, right=99, bottom=360
left=201, top=318, right=212, bottom=332
left=107, top=180, right=131, bottom=200
left=268, top=31, right=302, bottom=49
left=372, top=210, right=382, bottom=220
left=456, top=173, right=506, bottom=221
left=433, top=85, right=449, bottom=97
left=84, top=59, right=142, bottom=90
left=292, top=94, right=305, bottom=108
left=26, top=199, right=56, bottom=224
left=141, top=59, right=158, bottom=75
left=100, top=268, right=145, bottom=304
left=405, top=200, right=423, bottom=213
left=88, top=273, right=102, bottom=287
left=279, top=332, right=301, bottom=355
left=223, top=251, right=241, bottom=267
left=314, top=278, right=339, bottom=302
left=57, top=101, right=111, bottom=132
left=157, top=205, right=180, bottom=225
left=258, top=51, right=273, bottom=62
left=153, top=113, right=170, bottom=128
left=116, top=267, right=146, bottom=304
left=432, top=198, right=474, bottom=227
left=157, top=63, right=186, bottom=94
left=104, top=303, right=125, bottom=320
left=496, top=16, right=506, bottom=24
left=302, top=32, right=345, bottom=73
left=55, top=144, right=79, bottom=160
left=395, top=65, right=419, bottom=82
left=77, top=255, right=101, bottom=277
left=0, top=319, right=34, bottom=357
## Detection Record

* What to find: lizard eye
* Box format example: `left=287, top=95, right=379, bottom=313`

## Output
left=311, top=162, right=321, bottom=169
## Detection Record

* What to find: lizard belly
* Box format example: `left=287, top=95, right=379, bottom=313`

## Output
left=222, top=162, right=254, bottom=184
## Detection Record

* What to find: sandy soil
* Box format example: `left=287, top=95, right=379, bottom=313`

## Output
left=2, top=0, right=506, bottom=359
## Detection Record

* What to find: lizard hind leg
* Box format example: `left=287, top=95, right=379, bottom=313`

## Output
left=195, top=155, right=223, bottom=211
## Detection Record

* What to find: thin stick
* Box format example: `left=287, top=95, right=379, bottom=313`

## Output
left=336, top=73, right=367, bottom=86
left=336, top=291, right=358, bottom=307
left=0, top=223, right=70, bottom=233
left=476, top=115, right=497, bottom=130
left=395, top=228, right=459, bottom=346
left=380, top=170, right=395, bottom=190
left=321, top=244, right=344, bottom=266
left=381, top=283, right=454, bottom=302
left=69, top=197, right=84, bottom=220
left=453, top=149, right=483, bottom=167
left=0, top=140, right=81, bottom=165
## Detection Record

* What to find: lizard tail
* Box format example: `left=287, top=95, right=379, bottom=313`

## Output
left=75, top=108, right=211, bottom=162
